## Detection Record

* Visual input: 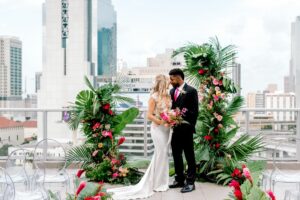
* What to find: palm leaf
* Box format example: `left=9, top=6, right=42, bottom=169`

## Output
left=66, top=144, right=94, bottom=168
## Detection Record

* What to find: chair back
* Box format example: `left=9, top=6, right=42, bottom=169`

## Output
left=0, top=167, right=15, bottom=200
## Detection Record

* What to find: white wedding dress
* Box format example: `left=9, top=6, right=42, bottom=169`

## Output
left=108, top=93, right=171, bottom=200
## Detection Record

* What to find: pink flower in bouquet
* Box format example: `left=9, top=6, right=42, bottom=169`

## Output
left=215, top=86, right=220, bottom=91
left=204, top=135, right=213, bottom=141
left=112, top=172, right=119, bottom=178
left=266, top=190, right=276, bottom=200
left=213, top=94, right=219, bottom=101
left=181, top=108, right=188, bottom=115
left=117, top=136, right=126, bottom=146
left=243, top=167, right=253, bottom=183
left=76, top=181, right=87, bottom=196
left=213, top=78, right=219, bottom=85
left=92, top=150, right=99, bottom=157
left=218, top=123, right=223, bottom=129
left=199, top=95, right=204, bottom=102
left=92, top=122, right=101, bottom=131
left=221, top=93, right=226, bottom=99
left=102, top=130, right=113, bottom=140
left=111, top=158, right=120, bottom=165
left=207, top=101, right=213, bottom=110
left=160, top=112, right=170, bottom=122
left=215, top=143, right=220, bottom=149
left=234, top=189, right=243, bottom=200
left=76, top=169, right=85, bottom=178
left=229, top=180, right=240, bottom=190
left=216, top=115, right=223, bottom=121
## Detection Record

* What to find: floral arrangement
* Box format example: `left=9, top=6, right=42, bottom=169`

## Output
left=160, top=108, right=188, bottom=127
left=66, top=76, right=142, bottom=184
left=227, top=165, right=275, bottom=200
left=173, top=37, right=264, bottom=183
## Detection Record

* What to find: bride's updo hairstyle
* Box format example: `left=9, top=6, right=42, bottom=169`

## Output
left=151, top=74, right=169, bottom=98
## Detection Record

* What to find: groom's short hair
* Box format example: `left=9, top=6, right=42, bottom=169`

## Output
left=169, top=68, right=184, bottom=80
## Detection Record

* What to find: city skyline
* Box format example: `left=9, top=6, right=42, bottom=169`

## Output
left=1, top=0, right=300, bottom=95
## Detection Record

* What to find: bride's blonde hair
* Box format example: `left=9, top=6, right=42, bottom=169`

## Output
left=151, top=74, right=170, bottom=98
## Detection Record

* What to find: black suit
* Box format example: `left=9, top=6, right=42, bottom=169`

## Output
left=170, top=83, right=198, bottom=184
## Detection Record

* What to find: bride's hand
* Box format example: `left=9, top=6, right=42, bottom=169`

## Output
left=155, top=119, right=163, bottom=126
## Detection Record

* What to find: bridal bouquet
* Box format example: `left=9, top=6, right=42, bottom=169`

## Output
left=160, top=108, right=188, bottom=127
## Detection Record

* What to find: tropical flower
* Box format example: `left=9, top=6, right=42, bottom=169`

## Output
left=242, top=167, right=253, bottom=183
left=102, top=130, right=113, bottom=140
left=111, top=158, right=120, bottom=165
left=213, top=94, right=219, bottom=101
left=204, top=135, right=213, bottom=141
left=76, top=169, right=85, bottom=178
left=218, top=123, right=223, bottom=129
left=108, top=110, right=114, bottom=115
left=119, top=166, right=129, bottom=177
left=234, top=189, right=243, bottom=200
left=213, top=78, right=219, bottom=85
left=266, top=190, right=276, bottom=200
left=98, top=143, right=103, bottom=148
left=92, top=150, right=99, bottom=157
left=198, top=69, right=206, bottom=75
left=92, top=122, right=101, bottom=131
left=112, top=172, right=119, bottom=178
left=219, top=80, right=223, bottom=85
left=117, top=136, right=126, bottom=146
left=229, top=180, right=240, bottom=190
left=76, top=181, right=87, bottom=196
left=231, top=168, right=242, bottom=178
left=102, top=103, right=110, bottom=110
left=215, top=143, right=220, bottom=149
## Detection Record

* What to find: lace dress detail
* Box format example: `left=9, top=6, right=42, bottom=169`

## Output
left=151, top=92, right=171, bottom=118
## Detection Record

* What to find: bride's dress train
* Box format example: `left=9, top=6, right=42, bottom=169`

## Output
left=107, top=93, right=171, bottom=200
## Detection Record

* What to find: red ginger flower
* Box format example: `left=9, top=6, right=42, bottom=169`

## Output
left=117, top=136, right=126, bottom=146
left=108, top=109, right=114, bottom=115
left=92, top=122, right=101, bottom=131
left=266, top=190, right=276, bottom=200
left=76, top=181, right=87, bottom=196
left=231, top=168, right=242, bottom=178
left=102, top=130, right=113, bottom=140
left=198, top=69, right=206, bottom=75
left=204, top=135, right=213, bottom=141
left=102, top=103, right=110, bottom=110
left=234, top=189, right=243, bottom=200
left=76, top=169, right=85, bottom=178
left=229, top=180, right=240, bottom=190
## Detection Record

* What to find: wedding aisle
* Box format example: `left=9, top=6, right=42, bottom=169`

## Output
left=108, top=182, right=231, bottom=200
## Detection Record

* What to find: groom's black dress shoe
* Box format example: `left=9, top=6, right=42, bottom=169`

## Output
left=169, top=181, right=184, bottom=188
left=180, top=183, right=195, bottom=193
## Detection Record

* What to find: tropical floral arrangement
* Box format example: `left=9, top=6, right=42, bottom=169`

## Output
left=227, top=164, right=275, bottom=200
left=173, top=37, right=264, bottom=183
left=66, top=76, right=142, bottom=184
left=160, top=108, right=188, bottom=127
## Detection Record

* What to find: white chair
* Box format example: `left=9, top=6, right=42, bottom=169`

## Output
left=4, top=148, right=31, bottom=189
left=284, top=190, right=300, bottom=200
left=0, top=167, right=14, bottom=200
left=33, top=139, right=70, bottom=195
left=263, top=137, right=300, bottom=195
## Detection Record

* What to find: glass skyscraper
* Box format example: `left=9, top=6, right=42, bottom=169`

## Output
left=97, top=0, right=117, bottom=77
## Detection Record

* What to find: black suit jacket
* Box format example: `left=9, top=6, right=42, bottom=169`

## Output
left=170, top=84, right=199, bottom=133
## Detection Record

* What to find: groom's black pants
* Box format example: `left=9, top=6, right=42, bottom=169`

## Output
left=171, top=124, right=196, bottom=185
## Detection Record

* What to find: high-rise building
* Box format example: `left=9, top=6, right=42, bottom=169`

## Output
left=38, top=0, right=98, bottom=141
left=265, top=84, right=278, bottom=93
left=290, top=17, right=300, bottom=106
left=232, top=62, right=241, bottom=96
left=35, top=72, right=42, bottom=93
left=0, top=36, right=22, bottom=105
left=97, top=0, right=117, bottom=77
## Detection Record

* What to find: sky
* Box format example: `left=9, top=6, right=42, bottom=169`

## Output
left=0, top=0, right=300, bottom=95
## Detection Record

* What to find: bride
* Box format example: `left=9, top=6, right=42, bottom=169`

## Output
left=108, top=74, right=172, bottom=199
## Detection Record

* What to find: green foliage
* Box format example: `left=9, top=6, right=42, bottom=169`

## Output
left=66, top=76, right=141, bottom=184
left=174, top=37, right=264, bottom=183
left=0, top=144, right=12, bottom=156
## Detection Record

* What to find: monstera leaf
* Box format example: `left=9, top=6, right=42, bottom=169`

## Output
left=113, top=107, right=139, bottom=135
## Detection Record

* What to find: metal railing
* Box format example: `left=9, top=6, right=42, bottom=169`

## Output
left=1, top=108, right=300, bottom=161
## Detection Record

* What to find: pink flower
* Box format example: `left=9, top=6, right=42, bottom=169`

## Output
left=160, top=112, right=170, bottom=121
left=234, top=189, right=243, bottom=200
left=102, top=130, right=113, bottom=140
left=266, top=190, right=276, bottom=200
left=221, top=93, right=226, bottom=99
left=76, top=169, right=85, bottom=178
left=112, top=172, right=119, bottom=178
left=181, top=108, right=188, bottom=114
left=215, top=86, right=220, bottom=91
left=92, top=150, right=99, bottom=157
left=117, top=136, right=126, bottom=146
left=76, top=181, right=87, bottom=196
left=216, top=115, right=223, bottom=121
left=199, top=95, right=204, bottom=102
left=111, top=158, right=120, bottom=165
left=243, top=167, right=253, bottom=183
left=213, top=79, right=219, bottom=85
left=231, top=168, right=242, bottom=178
left=229, top=180, right=240, bottom=190
left=92, top=122, right=101, bottom=131
left=213, top=94, right=219, bottom=101
left=207, top=101, right=213, bottom=110
left=218, top=124, right=223, bottom=129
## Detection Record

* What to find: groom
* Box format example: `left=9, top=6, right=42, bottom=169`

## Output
left=169, top=68, right=199, bottom=193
